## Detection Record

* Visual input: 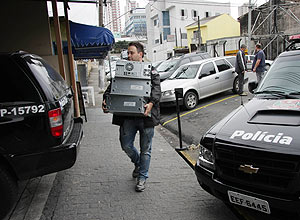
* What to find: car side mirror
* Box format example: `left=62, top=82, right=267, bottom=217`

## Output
left=248, top=81, right=258, bottom=94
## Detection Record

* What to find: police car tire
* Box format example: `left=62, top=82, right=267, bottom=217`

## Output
left=232, top=77, right=239, bottom=94
left=0, top=165, right=17, bottom=219
left=184, top=91, right=198, bottom=110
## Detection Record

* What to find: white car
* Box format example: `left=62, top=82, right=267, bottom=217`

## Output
left=246, top=55, right=273, bottom=71
left=160, top=56, right=239, bottom=110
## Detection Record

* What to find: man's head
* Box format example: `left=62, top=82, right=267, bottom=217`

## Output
left=128, top=42, right=144, bottom=62
left=255, top=43, right=262, bottom=51
left=240, top=44, right=247, bottom=51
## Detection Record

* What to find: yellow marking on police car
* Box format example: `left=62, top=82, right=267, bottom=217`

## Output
left=162, top=95, right=239, bottom=126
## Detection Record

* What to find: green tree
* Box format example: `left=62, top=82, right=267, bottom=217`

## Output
left=113, top=40, right=129, bottom=53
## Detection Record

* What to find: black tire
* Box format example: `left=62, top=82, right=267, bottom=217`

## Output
left=183, top=91, right=198, bottom=110
left=232, top=77, right=239, bottom=94
left=0, top=165, right=17, bottom=219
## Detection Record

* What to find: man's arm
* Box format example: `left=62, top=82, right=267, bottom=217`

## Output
left=102, top=83, right=111, bottom=113
left=144, top=68, right=161, bottom=116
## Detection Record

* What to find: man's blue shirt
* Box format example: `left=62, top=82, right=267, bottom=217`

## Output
left=252, top=50, right=266, bottom=72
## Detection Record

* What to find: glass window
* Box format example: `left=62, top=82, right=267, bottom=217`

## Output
left=200, top=62, right=216, bottom=77
left=257, top=55, right=300, bottom=94
left=181, top=9, right=185, bottom=16
left=170, top=65, right=200, bottom=79
left=0, top=56, right=41, bottom=103
left=24, top=55, right=68, bottom=99
left=179, top=58, right=190, bottom=66
left=157, top=59, right=179, bottom=72
left=226, top=57, right=235, bottom=67
left=163, top=27, right=171, bottom=40
left=181, top=33, right=187, bottom=39
left=162, top=11, right=170, bottom=26
left=215, top=59, right=231, bottom=72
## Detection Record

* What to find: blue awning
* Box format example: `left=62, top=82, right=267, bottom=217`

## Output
left=69, top=21, right=115, bottom=60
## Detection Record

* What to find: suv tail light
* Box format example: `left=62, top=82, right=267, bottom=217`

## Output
left=48, top=108, right=63, bottom=137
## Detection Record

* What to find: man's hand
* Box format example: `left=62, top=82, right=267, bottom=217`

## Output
left=102, top=99, right=109, bottom=113
left=144, top=102, right=153, bottom=117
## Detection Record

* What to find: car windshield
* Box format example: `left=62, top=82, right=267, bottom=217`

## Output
left=156, top=59, right=178, bottom=72
left=256, top=54, right=300, bottom=96
left=170, top=65, right=200, bottom=79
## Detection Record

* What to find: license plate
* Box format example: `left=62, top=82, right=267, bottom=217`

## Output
left=228, top=191, right=271, bottom=214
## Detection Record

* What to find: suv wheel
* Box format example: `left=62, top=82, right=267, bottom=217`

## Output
left=184, top=91, right=198, bottom=110
left=0, top=165, right=17, bottom=219
left=232, top=77, right=239, bottom=94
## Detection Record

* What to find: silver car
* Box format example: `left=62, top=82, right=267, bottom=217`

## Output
left=160, top=56, right=239, bottom=110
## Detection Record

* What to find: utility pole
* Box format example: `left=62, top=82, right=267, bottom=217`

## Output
left=98, top=0, right=104, bottom=92
left=248, top=0, right=252, bottom=54
left=99, top=0, right=104, bottom=27
left=197, top=16, right=201, bottom=51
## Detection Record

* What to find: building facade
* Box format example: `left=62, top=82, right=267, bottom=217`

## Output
left=104, top=0, right=121, bottom=34
left=186, top=14, right=240, bottom=54
left=125, top=8, right=147, bottom=37
left=146, top=0, right=231, bottom=62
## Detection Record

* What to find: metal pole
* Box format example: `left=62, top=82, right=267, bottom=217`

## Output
left=180, top=28, right=182, bottom=47
left=175, top=90, right=183, bottom=149
left=175, top=28, right=178, bottom=47
left=248, top=0, right=252, bottom=54
left=99, top=0, right=104, bottom=27
left=197, top=16, right=201, bottom=51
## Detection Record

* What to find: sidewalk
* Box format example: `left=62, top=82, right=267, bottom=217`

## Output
left=38, top=64, right=237, bottom=220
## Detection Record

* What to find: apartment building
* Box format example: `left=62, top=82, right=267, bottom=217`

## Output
left=104, top=0, right=121, bottom=34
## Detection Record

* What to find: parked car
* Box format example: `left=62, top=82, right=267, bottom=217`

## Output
left=152, top=60, right=164, bottom=69
left=157, top=52, right=212, bottom=81
left=160, top=56, right=238, bottom=110
left=246, top=55, right=273, bottom=71
left=195, top=48, right=300, bottom=217
left=0, top=51, right=83, bottom=218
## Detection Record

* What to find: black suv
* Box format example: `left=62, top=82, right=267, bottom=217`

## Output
left=0, top=51, right=83, bottom=218
left=195, top=45, right=300, bottom=217
left=156, top=52, right=211, bottom=81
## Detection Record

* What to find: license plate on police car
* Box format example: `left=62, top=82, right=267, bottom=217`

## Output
left=228, top=191, right=270, bottom=214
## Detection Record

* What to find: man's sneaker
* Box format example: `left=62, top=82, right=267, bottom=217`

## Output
left=239, top=92, right=247, bottom=96
left=135, top=179, right=146, bottom=192
left=132, top=166, right=139, bottom=178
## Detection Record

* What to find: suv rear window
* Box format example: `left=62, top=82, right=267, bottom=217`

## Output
left=0, top=56, right=41, bottom=103
left=24, top=55, right=68, bottom=99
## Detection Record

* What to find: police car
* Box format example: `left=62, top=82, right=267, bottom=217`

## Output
left=0, top=51, right=83, bottom=218
left=195, top=39, right=300, bottom=217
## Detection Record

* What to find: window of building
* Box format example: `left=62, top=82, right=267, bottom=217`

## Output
left=192, top=10, right=198, bottom=18
left=181, top=33, right=187, bottom=39
left=181, top=9, right=185, bottom=17
left=162, top=11, right=170, bottom=26
left=155, top=39, right=160, bottom=44
left=205, top=12, right=210, bottom=17
left=163, top=27, right=171, bottom=40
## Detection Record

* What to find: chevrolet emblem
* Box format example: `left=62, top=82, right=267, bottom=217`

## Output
left=238, top=164, right=259, bottom=174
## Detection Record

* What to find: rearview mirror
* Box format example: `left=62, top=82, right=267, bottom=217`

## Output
left=248, top=81, right=258, bottom=94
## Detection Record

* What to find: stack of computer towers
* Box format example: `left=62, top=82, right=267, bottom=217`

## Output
left=106, top=60, right=152, bottom=116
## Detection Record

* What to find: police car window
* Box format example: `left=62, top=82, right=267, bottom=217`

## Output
left=0, top=56, right=40, bottom=103
left=215, top=59, right=231, bottom=72
left=257, top=55, right=300, bottom=94
left=200, top=62, right=216, bottom=77
left=24, top=56, right=68, bottom=99
left=226, top=57, right=235, bottom=67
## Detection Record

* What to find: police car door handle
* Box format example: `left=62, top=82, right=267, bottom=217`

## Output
left=215, top=76, right=219, bottom=79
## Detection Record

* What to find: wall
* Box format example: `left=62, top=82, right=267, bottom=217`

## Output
left=0, top=0, right=52, bottom=56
